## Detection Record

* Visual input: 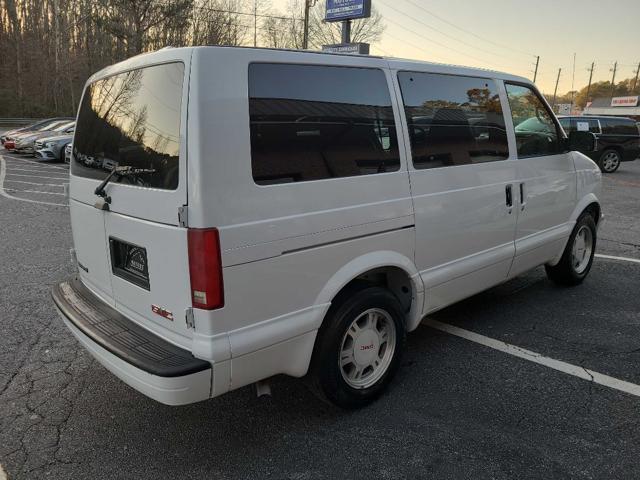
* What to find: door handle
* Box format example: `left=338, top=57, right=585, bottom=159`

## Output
left=505, top=184, right=513, bottom=214
left=519, top=183, right=526, bottom=211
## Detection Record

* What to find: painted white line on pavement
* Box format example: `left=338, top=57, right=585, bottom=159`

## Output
left=4, top=188, right=65, bottom=196
left=4, top=156, right=68, bottom=170
left=5, top=179, right=65, bottom=187
left=6, top=172, right=68, bottom=180
left=424, top=319, right=640, bottom=398
left=0, top=156, right=67, bottom=206
left=596, top=253, right=640, bottom=265
left=6, top=166, right=69, bottom=174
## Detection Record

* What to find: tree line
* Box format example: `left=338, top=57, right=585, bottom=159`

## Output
left=550, top=76, right=640, bottom=109
left=0, top=0, right=384, bottom=117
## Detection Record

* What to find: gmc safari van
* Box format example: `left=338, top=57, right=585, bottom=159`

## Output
left=53, top=46, right=602, bottom=409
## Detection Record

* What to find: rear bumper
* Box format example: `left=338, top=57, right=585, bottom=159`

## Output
left=52, top=278, right=212, bottom=405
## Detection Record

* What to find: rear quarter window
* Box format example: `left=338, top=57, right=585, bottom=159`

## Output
left=248, top=63, right=400, bottom=185
left=600, top=118, right=638, bottom=135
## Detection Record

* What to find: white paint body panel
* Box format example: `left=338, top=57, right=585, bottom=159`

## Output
left=63, top=46, right=602, bottom=405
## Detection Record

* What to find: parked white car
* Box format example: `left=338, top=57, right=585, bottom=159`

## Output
left=53, top=47, right=602, bottom=409
left=64, top=143, right=73, bottom=164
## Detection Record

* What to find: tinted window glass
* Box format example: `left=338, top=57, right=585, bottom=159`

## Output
left=585, top=118, right=601, bottom=133
left=563, top=118, right=600, bottom=133
left=600, top=118, right=638, bottom=135
left=72, top=62, right=184, bottom=190
left=398, top=72, right=509, bottom=169
left=559, top=117, right=572, bottom=132
left=249, top=64, right=400, bottom=185
left=505, top=84, right=563, bottom=157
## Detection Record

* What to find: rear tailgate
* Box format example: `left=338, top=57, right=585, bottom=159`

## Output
left=69, top=50, right=194, bottom=347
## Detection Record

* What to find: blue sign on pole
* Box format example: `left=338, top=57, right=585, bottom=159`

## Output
left=325, top=0, right=372, bottom=22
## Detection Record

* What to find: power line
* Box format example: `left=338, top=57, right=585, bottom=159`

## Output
left=382, top=15, right=514, bottom=72
left=401, top=0, right=536, bottom=58
left=382, top=30, right=450, bottom=64
left=184, top=2, right=304, bottom=22
left=378, top=0, right=531, bottom=67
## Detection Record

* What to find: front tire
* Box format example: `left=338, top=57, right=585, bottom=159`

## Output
left=308, top=285, right=406, bottom=409
left=59, top=144, right=69, bottom=163
left=545, top=212, right=597, bottom=286
left=598, top=149, right=621, bottom=173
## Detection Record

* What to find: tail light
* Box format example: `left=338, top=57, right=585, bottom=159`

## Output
left=187, top=228, right=224, bottom=310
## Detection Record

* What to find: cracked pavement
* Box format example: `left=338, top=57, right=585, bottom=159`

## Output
left=0, top=152, right=639, bottom=479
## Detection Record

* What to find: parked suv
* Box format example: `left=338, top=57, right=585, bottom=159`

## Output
left=52, top=47, right=601, bottom=409
left=558, top=115, right=640, bottom=173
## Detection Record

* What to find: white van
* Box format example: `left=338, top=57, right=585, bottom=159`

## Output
left=53, top=46, right=602, bottom=409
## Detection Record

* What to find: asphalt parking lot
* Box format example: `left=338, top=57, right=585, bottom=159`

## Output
left=1, top=148, right=639, bottom=480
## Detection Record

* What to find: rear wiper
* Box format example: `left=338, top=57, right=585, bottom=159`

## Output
left=94, top=164, right=157, bottom=203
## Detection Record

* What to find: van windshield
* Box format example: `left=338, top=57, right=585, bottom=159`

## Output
left=72, top=62, right=184, bottom=190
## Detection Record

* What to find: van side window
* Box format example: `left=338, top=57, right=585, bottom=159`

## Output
left=505, top=83, right=563, bottom=158
left=397, top=72, right=509, bottom=169
left=249, top=64, right=400, bottom=185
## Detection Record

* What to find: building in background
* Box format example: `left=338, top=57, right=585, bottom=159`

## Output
left=583, top=96, right=640, bottom=120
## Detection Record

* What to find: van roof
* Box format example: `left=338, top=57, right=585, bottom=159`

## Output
left=88, top=45, right=532, bottom=87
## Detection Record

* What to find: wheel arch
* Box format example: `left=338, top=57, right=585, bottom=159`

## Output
left=549, top=195, right=601, bottom=266
left=314, top=251, right=425, bottom=333
left=570, top=194, right=601, bottom=226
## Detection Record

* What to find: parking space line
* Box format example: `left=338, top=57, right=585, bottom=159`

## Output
left=6, top=166, right=68, bottom=174
left=596, top=253, right=640, bottom=264
left=4, top=179, right=65, bottom=187
left=423, top=319, right=640, bottom=398
left=4, top=188, right=65, bottom=196
left=0, top=156, right=67, bottom=206
left=3, top=157, right=68, bottom=170
left=6, top=173, right=68, bottom=180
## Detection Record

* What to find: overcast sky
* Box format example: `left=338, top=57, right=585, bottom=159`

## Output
left=269, top=0, right=640, bottom=94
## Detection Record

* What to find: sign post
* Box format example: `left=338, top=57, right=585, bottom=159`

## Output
left=323, top=0, right=371, bottom=54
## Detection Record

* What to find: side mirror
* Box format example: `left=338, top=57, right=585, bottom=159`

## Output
left=567, top=130, right=597, bottom=153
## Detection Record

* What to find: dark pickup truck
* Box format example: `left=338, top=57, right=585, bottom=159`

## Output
left=559, top=115, right=640, bottom=173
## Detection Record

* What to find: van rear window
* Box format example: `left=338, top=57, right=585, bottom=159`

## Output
left=249, top=63, right=400, bottom=185
left=72, top=62, right=183, bottom=190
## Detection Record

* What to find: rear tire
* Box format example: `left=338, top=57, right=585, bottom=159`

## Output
left=598, top=149, right=621, bottom=173
left=308, top=285, right=406, bottom=409
left=545, top=212, right=597, bottom=286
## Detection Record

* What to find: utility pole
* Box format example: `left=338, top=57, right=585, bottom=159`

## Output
left=341, top=19, right=352, bottom=44
left=633, top=61, right=640, bottom=92
left=610, top=61, right=618, bottom=97
left=533, top=55, right=540, bottom=83
left=302, top=0, right=314, bottom=50
left=586, top=62, right=595, bottom=100
left=253, top=0, right=257, bottom=47
left=552, top=68, right=561, bottom=109
left=570, top=53, right=576, bottom=112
